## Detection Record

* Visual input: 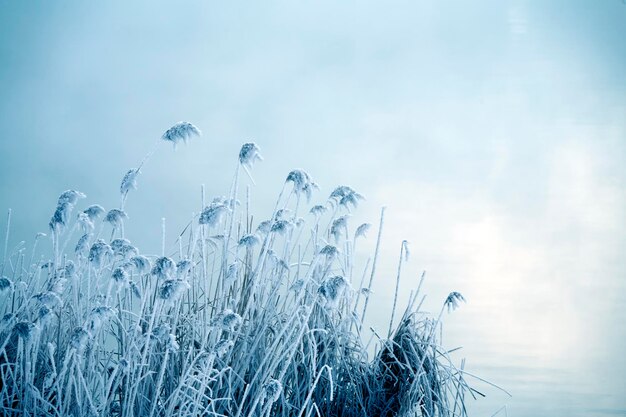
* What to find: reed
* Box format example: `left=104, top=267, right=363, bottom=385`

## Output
left=0, top=122, right=472, bottom=417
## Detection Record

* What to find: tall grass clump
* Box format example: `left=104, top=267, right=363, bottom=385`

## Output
left=0, top=122, right=477, bottom=417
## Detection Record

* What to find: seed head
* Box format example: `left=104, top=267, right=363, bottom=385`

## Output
left=329, top=186, right=363, bottom=210
left=70, top=327, right=90, bottom=351
left=112, top=267, right=128, bottom=284
left=238, top=234, right=260, bottom=248
left=105, top=209, right=128, bottom=227
left=130, top=255, right=151, bottom=274
left=14, top=321, right=37, bottom=341
left=86, top=306, right=115, bottom=334
left=49, top=202, right=72, bottom=232
left=330, top=215, right=349, bottom=242
left=214, top=339, right=233, bottom=358
left=111, top=238, right=131, bottom=254
left=263, top=378, right=282, bottom=403
left=309, top=205, right=327, bottom=216
left=32, top=291, right=62, bottom=308
left=319, top=275, right=348, bottom=308
left=176, top=259, right=193, bottom=277
left=239, top=142, right=263, bottom=168
left=120, top=168, right=141, bottom=195
left=444, top=292, right=466, bottom=312
left=339, top=191, right=364, bottom=210
left=270, top=220, right=292, bottom=235
left=158, top=279, right=190, bottom=301
left=57, top=190, right=85, bottom=206
left=47, top=277, right=67, bottom=294
left=319, top=244, right=338, bottom=259
left=129, top=280, right=142, bottom=299
left=225, top=262, right=238, bottom=283
left=152, top=256, right=176, bottom=279
left=274, top=208, right=291, bottom=220
left=218, top=309, right=242, bottom=332
left=75, top=234, right=90, bottom=256
left=152, top=323, right=171, bottom=342
left=161, top=121, right=201, bottom=147
left=37, top=305, right=53, bottom=324
left=83, top=205, right=105, bottom=221
left=286, top=169, right=318, bottom=201
left=0, top=277, right=12, bottom=293
left=77, top=212, right=95, bottom=233
left=88, top=239, right=113, bottom=268
left=256, top=220, right=272, bottom=235
left=199, top=202, right=230, bottom=227
left=355, top=223, right=371, bottom=239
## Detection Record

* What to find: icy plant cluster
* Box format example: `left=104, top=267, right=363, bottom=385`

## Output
left=0, top=122, right=471, bottom=417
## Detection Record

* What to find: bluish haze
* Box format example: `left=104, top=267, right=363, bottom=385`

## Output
left=1, top=1, right=625, bottom=415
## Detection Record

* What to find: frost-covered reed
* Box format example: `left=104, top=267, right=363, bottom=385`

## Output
left=0, top=123, right=476, bottom=417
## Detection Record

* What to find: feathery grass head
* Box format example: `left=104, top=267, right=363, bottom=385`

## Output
left=199, top=202, right=230, bottom=228
left=256, top=220, right=272, bottom=235
left=152, top=256, right=176, bottom=279
left=319, top=275, right=348, bottom=308
left=310, top=204, right=327, bottom=216
left=112, top=267, right=129, bottom=284
left=70, top=327, right=90, bottom=351
left=162, top=121, right=201, bottom=147
left=263, top=378, right=282, bottom=404
left=238, top=234, right=260, bottom=248
left=32, top=291, right=62, bottom=308
left=214, top=339, right=234, bottom=358
left=105, top=209, right=128, bottom=227
left=130, top=255, right=151, bottom=274
left=319, top=244, right=339, bottom=260
left=239, top=142, right=263, bottom=169
left=0, top=276, right=12, bottom=293
left=120, top=168, right=141, bottom=195
left=86, top=306, right=115, bottom=334
left=218, top=309, right=242, bottom=332
left=445, top=291, right=466, bottom=312
left=330, top=215, right=349, bottom=242
left=286, top=169, right=318, bottom=201
left=111, top=238, right=131, bottom=254
left=225, top=262, right=238, bottom=283
left=49, top=202, right=72, bottom=232
left=83, top=204, right=105, bottom=220
left=270, top=219, right=292, bottom=235
left=274, top=208, right=291, bottom=220
left=57, top=190, right=86, bottom=205
left=355, top=223, right=371, bottom=239
left=47, top=276, right=67, bottom=294
left=329, top=185, right=363, bottom=210
left=75, top=234, right=90, bottom=256
left=88, top=239, right=112, bottom=268
left=77, top=212, right=94, bottom=233
left=176, top=259, right=193, bottom=277
left=14, top=321, right=37, bottom=341
left=61, top=261, right=76, bottom=277
left=158, top=279, right=190, bottom=301
left=129, top=280, right=142, bottom=299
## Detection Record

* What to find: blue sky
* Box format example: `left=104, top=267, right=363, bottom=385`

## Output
left=1, top=1, right=625, bottom=415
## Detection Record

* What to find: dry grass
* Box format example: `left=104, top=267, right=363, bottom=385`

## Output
left=0, top=124, right=473, bottom=417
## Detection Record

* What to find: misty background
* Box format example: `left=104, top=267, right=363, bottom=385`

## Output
left=1, top=1, right=625, bottom=415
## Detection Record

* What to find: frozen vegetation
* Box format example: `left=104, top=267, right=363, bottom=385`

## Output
left=0, top=122, right=474, bottom=416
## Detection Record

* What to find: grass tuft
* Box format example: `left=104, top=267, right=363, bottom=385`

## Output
left=0, top=130, right=473, bottom=416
